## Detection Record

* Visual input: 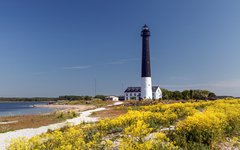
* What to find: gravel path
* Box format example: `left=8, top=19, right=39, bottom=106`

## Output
left=0, top=102, right=123, bottom=150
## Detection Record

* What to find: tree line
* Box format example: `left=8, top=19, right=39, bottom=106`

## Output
left=161, top=89, right=217, bottom=100
left=0, top=90, right=226, bottom=102
left=58, top=95, right=107, bottom=100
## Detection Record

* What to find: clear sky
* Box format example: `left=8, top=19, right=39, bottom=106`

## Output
left=0, top=0, right=240, bottom=97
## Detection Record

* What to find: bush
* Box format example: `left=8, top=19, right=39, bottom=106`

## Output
left=7, top=99, right=240, bottom=150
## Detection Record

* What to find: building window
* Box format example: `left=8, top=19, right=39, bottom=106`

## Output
left=126, top=93, right=128, bottom=96
left=130, top=93, right=132, bottom=96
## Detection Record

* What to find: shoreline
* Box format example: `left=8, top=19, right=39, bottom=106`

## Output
left=0, top=103, right=95, bottom=118
left=0, top=104, right=96, bottom=123
left=0, top=101, right=123, bottom=150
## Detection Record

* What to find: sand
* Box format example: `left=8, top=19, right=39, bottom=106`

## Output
left=0, top=102, right=123, bottom=150
left=0, top=121, right=18, bottom=125
left=34, top=104, right=94, bottom=109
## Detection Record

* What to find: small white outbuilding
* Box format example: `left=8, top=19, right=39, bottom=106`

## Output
left=105, top=96, right=119, bottom=101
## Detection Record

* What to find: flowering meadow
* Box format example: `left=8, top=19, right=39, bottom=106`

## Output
left=8, top=99, right=240, bottom=150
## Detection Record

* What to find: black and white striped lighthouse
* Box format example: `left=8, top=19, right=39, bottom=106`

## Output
left=141, top=24, right=152, bottom=99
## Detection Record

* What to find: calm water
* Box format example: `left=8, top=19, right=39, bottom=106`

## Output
left=0, top=101, right=56, bottom=117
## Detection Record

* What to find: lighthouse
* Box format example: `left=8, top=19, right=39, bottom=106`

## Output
left=124, top=25, right=162, bottom=100
left=141, top=24, right=152, bottom=99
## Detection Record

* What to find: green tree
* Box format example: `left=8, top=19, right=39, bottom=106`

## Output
left=94, top=95, right=107, bottom=100
left=190, top=90, right=194, bottom=99
left=208, top=92, right=217, bottom=100
left=161, top=88, right=173, bottom=100
left=173, top=91, right=182, bottom=100
left=84, top=96, right=92, bottom=100
left=182, top=90, right=190, bottom=100
left=192, top=90, right=210, bottom=100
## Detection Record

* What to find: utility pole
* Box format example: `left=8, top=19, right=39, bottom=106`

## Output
left=122, top=83, right=124, bottom=95
left=94, top=79, right=97, bottom=96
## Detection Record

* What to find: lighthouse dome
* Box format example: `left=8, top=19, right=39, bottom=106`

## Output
left=141, top=24, right=150, bottom=36
left=142, top=24, right=149, bottom=30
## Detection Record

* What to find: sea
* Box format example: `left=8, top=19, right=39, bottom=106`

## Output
left=0, top=101, right=56, bottom=117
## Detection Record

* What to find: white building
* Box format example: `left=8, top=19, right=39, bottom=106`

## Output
left=124, top=86, right=162, bottom=100
left=105, top=96, right=119, bottom=101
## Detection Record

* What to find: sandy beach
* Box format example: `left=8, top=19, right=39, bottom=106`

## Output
left=34, top=104, right=95, bottom=111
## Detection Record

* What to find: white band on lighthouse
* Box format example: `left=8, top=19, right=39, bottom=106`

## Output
left=141, top=77, right=152, bottom=99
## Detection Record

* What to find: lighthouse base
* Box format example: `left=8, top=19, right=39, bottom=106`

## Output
left=141, top=77, right=152, bottom=99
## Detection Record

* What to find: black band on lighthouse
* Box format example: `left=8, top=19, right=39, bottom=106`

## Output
left=141, top=24, right=151, bottom=77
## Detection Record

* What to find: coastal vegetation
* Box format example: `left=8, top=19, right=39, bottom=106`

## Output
left=161, top=89, right=217, bottom=100
left=0, top=89, right=225, bottom=103
left=90, top=106, right=128, bottom=119
left=0, top=111, right=78, bottom=133
left=0, top=97, right=114, bottom=133
left=8, top=98, right=240, bottom=150
left=56, top=99, right=114, bottom=108
left=59, top=95, right=107, bottom=101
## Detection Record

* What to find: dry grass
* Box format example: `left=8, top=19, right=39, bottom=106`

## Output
left=91, top=107, right=128, bottom=119
left=57, top=99, right=114, bottom=108
left=0, top=111, right=76, bottom=133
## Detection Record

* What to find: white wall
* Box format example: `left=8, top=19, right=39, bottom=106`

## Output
left=141, top=77, right=152, bottom=99
left=125, top=87, right=162, bottom=100
left=125, top=92, right=141, bottom=100
left=153, top=87, right=162, bottom=99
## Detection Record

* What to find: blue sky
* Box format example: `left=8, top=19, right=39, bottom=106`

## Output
left=0, top=0, right=240, bottom=97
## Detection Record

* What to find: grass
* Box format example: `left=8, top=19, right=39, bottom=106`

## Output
left=0, top=111, right=78, bottom=133
left=90, top=106, right=128, bottom=119
left=56, top=99, right=114, bottom=107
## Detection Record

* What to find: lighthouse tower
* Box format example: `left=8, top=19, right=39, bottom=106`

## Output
left=141, top=24, right=152, bottom=99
